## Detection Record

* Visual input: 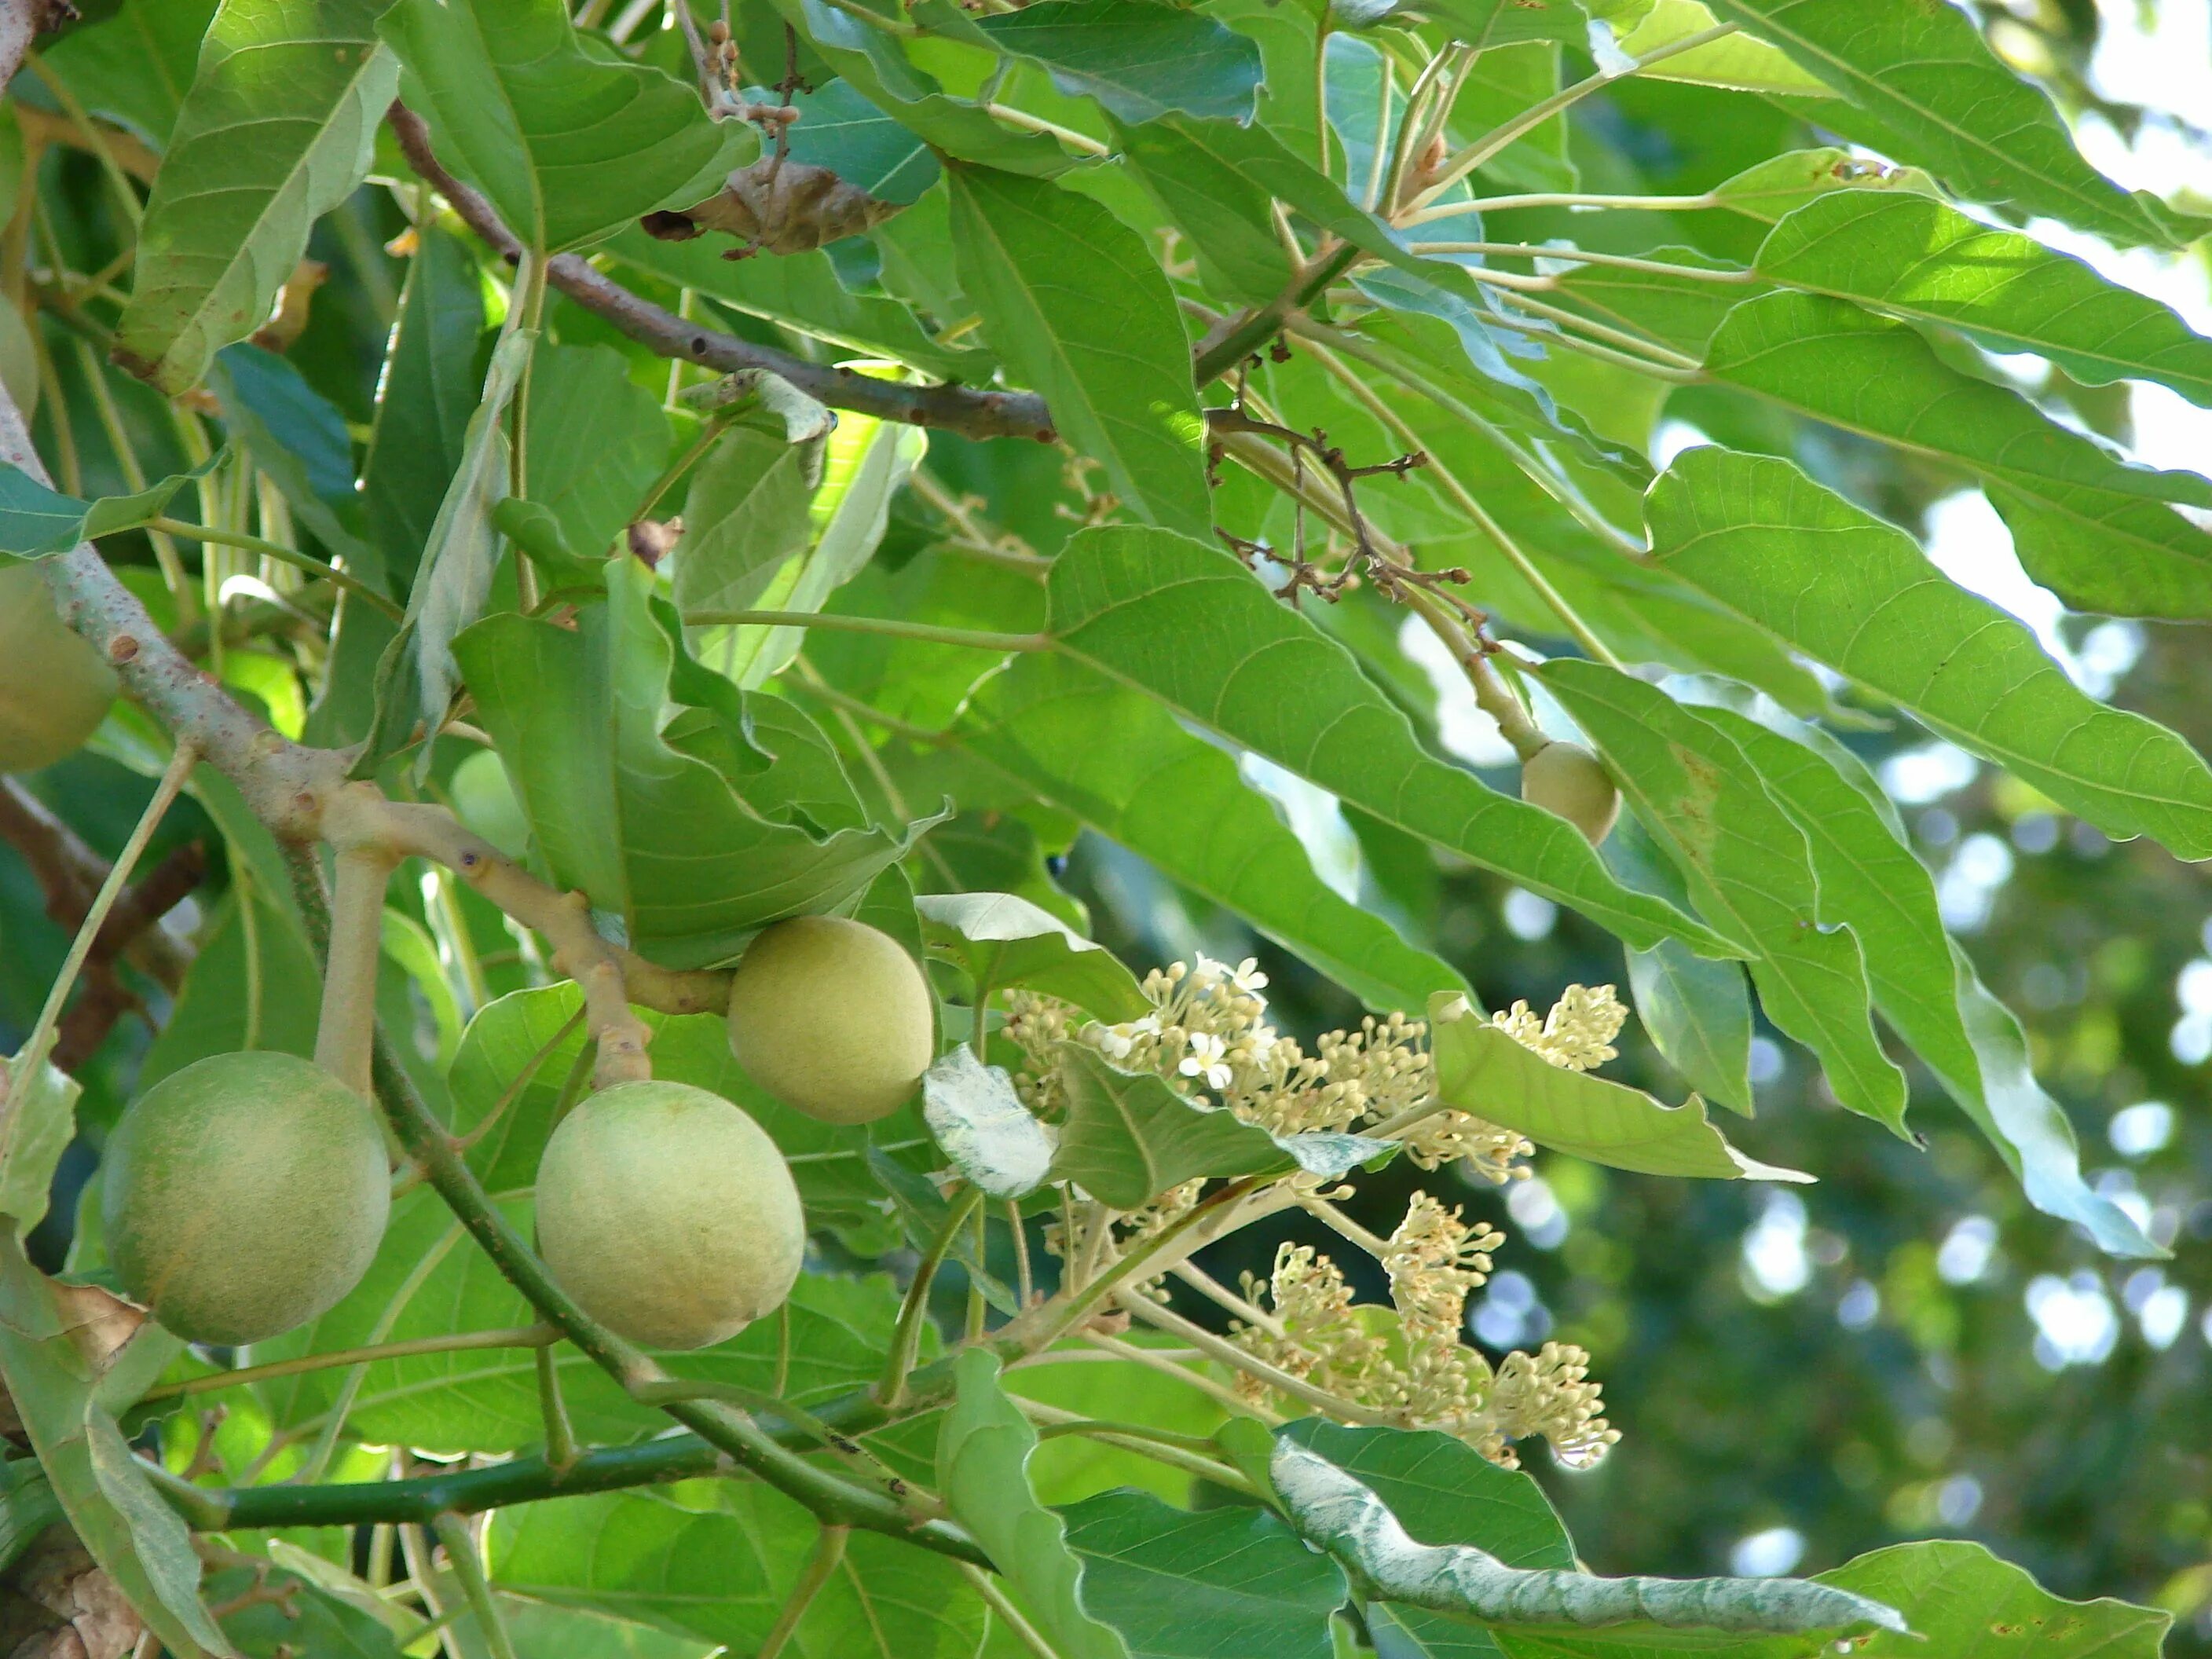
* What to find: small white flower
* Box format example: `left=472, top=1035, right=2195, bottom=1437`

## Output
left=1228, top=957, right=1269, bottom=994
left=1179, top=1031, right=1234, bottom=1090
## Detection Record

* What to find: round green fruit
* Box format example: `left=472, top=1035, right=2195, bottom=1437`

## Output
left=534, top=1081, right=804, bottom=1350
left=101, top=1051, right=392, bottom=1346
left=0, top=562, right=117, bottom=774
left=1521, top=740, right=1621, bottom=847
left=449, top=748, right=529, bottom=858
left=726, top=916, right=932, bottom=1126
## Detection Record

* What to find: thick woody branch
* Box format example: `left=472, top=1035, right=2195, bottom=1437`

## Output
left=0, top=780, right=196, bottom=990
left=384, top=103, right=1056, bottom=445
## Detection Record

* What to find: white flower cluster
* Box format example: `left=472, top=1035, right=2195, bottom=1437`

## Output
left=1006, top=961, right=1624, bottom=1468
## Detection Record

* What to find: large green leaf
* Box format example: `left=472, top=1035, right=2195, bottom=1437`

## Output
left=950, top=651, right=1469, bottom=1014
left=670, top=425, right=824, bottom=635
left=1533, top=660, right=1908, bottom=1129
left=939, top=1348, right=1130, bottom=1659
left=1060, top=1489, right=1348, bottom=1659
left=1428, top=1001, right=1803, bottom=1180
left=0, top=1241, right=226, bottom=1657
left=113, top=0, right=396, bottom=392
left=975, top=0, right=1263, bottom=124
left=1757, top=191, right=2212, bottom=408
left=947, top=167, right=1211, bottom=541
left=491, top=1485, right=987, bottom=1657
left=916, top=890, right=1150, bottom=1020
left=1672, top=683, right=2160, bottom=1258
left=1646, top=447, right=2212, bottom=862
left=1492, top=1540, right=2167, bottom=1658
left=381, top=0, right=741, bottom=253
left=1051, top=1043, right=1383, bottom=1207
left=42, top=0, right=218, bottom=145
left=1701, top=291, right=2212, bottom=621
left=207, top=342, right=377, bottom=571
left=1606, top=815, right=1754, bottom=1115
left=1040, top=526, right=1741, bottom=959
left=1699, top=0, right=2201, bottom=248
left=455, top=558, right=920, bottom=969
left=518, top=344, right=670, bottom=559
left=0, top=463, right=200, bottom=560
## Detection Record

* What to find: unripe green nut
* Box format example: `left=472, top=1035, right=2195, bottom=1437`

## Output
left=534, top=1081, right=804, bottom=1350
left=449, top=749, right=529, bottom=859
left=101, top=1051, right=392, bottom=1346
left=726, top=916, right=932, bottom=1125
left=1520, top=740, right=1621, bottom=846
left=0, top=562, right=117, bottom=774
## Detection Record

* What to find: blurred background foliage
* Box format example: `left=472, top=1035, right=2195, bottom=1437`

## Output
left=2, top=0, right=2209, bottom=1648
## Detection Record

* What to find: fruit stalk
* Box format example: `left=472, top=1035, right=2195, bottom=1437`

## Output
left=315, top=845, right=394, bottom=1096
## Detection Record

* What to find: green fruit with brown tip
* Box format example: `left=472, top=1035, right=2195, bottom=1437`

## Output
left=101, top=1051, right=392, bottom=1345
left=534, top=1081, right=804, bottom=1350
left=0, top=562, right=117, bottom=774
left=726, top=915, right=932, bottom=1125
left=1521, top=740, right=1621, bottom=846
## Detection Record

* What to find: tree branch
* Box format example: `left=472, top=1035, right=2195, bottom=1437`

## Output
left=384, top=102, right=1057, bottom=445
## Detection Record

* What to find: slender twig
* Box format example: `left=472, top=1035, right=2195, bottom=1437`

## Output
left=1403, top=190, right=1719, bottom=224
left=757, top=1527, right=850, bottom=1659
left=964, top=1564, right=1063, bottom=1659
left=1078, top=1331, right=1271, bottom=1419
left=1412, top=242, right=1754, bottom=284
left=1019, top=1400, right=1260, bottom=1496
left=537, top=1344, right=580, bottom=1477
left=1120, top=1296, right=1400, bottom=1426
left=881, top=1185, right=985, bottom=1408
left=146, top=518, right=404, bottom=619
left=431, top=1513, right=519, bottom=1659
left=145, top=1326, right=557, bottom=1403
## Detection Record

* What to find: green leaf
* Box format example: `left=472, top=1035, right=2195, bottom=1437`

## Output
left=0, top=462, right=202, bottom=559
left=520, top=344, right=670, bottom=558
left=1492, top=1540, right=2168, bottom=1659
left=916, top=889, right=1150, bottom=1020
left=1533, top=658, right=1908, bottom=1129
left=491, top=1485, right=988, bottom=1657
left=0, top=1240, right=228, bottom=1657
left=1757, top=192, right=2212, bottom=408
left=1007, top=1341, right=1231, bottom=1507
left=363, top=327, right=530, bottom=772
left=939, top=1348, right=1131, bottom=1659
left=1060, top=1489, right=1349, bottom=1659
left=211, top=1563, right=408, bottom=1659
left=774, top=75, right=941, bottom=204
left=1428, top=1000, right=1802, bottom=1179
left=921, top=1046, right=1057, bottom=1199
left=670, top=425, right=823, bottom=632
left=1041, top=526, right=1741, bottom=959
left=1700, top=0, right=2203, bottom=248
left=113, top=0, right=397, bottom=393
left=1645, top=447, right=2212, bottom=861
left=456, top=559, right=922, bottom=969
left=42, top=0, right=218, bottom=145
left=953, top=652, right=1470, bottom=1014
left=1276, top=1422, right=1574, bottom=1569
left=1703, top=291, right=2212, bottom=620
left=1610, top=0, right=1829, bottom=94
left=1270, top=1434, right=1902, bottom=1638
left=1051, top=1042, right=1384, bottom=1208
left=768, top=0, right=1079, bottom=177
left=974, top=0, right=1263, bottom=124
left=1707, top=147, right=1939, bottom=226
left=947, top=167, right=1211, bottom=542
left=363, top=224, right=486, bottom=596
left=0, top=1052, right=79, bottom=1235
left=381, top=0, right=742, bottom=253
left=208, top=343, right=377, bottom=573
left=1672, top=683, right=2160, bottom=1258
left=1606, top=815, right=1753, bottom=1115
left=1335, top=0, right=1584, bottom=46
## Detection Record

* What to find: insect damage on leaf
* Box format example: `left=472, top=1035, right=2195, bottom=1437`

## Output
left=644, top=158, right=904, bottom=258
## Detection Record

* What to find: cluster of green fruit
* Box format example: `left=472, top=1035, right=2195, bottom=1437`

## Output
left=99, top=915, right=934, bottom=1352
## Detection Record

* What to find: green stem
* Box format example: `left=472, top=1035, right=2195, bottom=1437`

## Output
left=1192, top=241, right=1364, bottom=386
left=536, top=1344, right=580, bottom=1476
left=1404, top=189, right=1717, bottom=224
left=315, top=847, right=392, bottom=1095
left=881, top=1185, right=984, bottom=1407
left=432, top=1511, right=520, bottom=1659
left=147, top=518, right=403, bottom=620
left=757, top=1527, right=849, bottom=1659
left=681, top=609, right=1049, bottom=653
left=8, top=740, right=194, bottom=1090
left=963, top=1563, right=1062, bottom=1659
left=1411, top=241, right=1753, bottom=284
left=146, top=1326, right=555, bottom=1403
